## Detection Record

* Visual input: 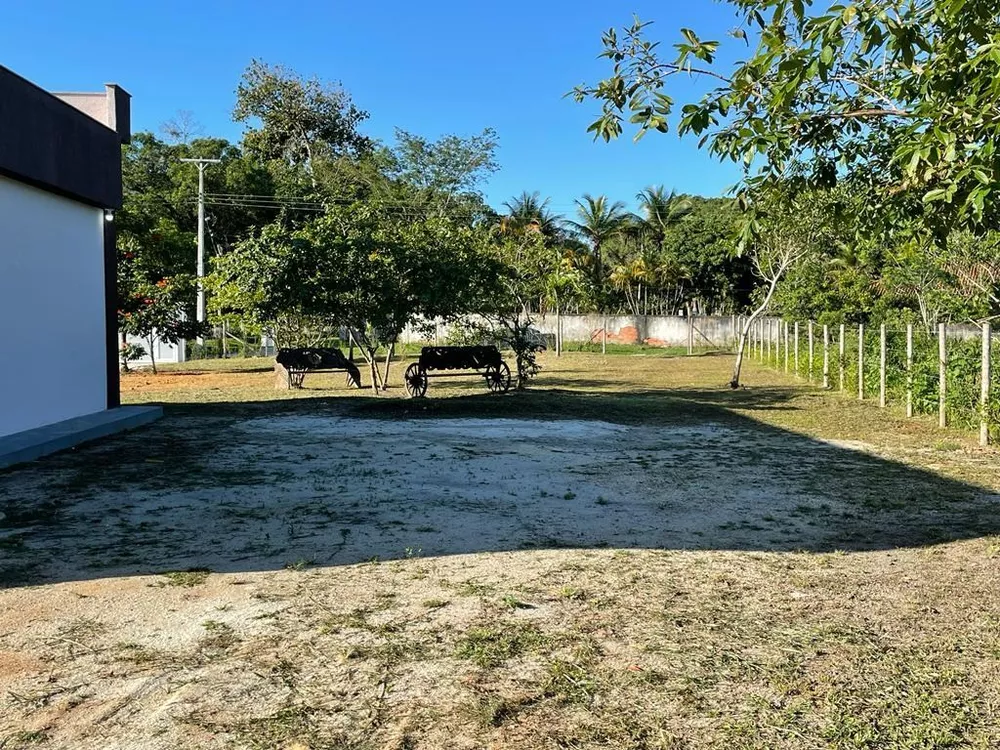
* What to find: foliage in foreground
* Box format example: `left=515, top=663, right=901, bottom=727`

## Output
left=573, top=0, right=1000, bottom=386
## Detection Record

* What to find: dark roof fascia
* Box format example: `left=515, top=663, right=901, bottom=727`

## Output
left=0, top=66, right=123, bottom=209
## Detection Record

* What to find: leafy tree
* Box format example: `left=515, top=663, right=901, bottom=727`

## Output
left=880, top=231, right=1000, bottom=330
left=389, top=128, right=499, bottom=213
left=120, top=132, right=279, bottom=277
left=729, top=186, right=850, bottom=387
left=664, top=197, right=755, bottom=314
left=118, top=237, right=207, bottom=373
left=636, top=186, right=692, bottom=246
left=234, top=60, right=370, bottom=185
left=609, top=242, right=689, bottom=316
left=565, top=194, right=629, bottom=284
left=501, top=191, right=565, bottom=243
left=573, top=1, right=1000, bottom=235
left=474, top=232, right=564, bottom=387
left=210, top=203, right=501, bottom=391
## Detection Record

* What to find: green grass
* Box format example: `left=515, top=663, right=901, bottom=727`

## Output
left=3, top=730, right=49, bottom=747
left=455, top=622, right=552, bottom=668
left=8, top=351, right=1000, bottom=749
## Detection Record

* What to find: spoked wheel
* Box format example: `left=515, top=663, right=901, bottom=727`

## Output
left=404, top=363, right=428, bottom=398
left=485, top=362, right=512, bottom=394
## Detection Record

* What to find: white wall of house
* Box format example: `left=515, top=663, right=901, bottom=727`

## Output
left=122, top=332, right=185, bottom=367
left=0, top=175, right=108, bottom=438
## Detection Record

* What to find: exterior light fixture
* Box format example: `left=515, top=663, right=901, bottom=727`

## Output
left=104, top=209, right=115, bottom=222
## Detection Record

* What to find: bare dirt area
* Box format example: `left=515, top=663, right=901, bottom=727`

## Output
left=2, top=353, right=1000, bottom=749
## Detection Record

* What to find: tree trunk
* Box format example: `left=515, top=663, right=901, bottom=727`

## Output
left=368, top=353, right=380, bottom=394
left=729, top=268, right=785, bottom=389
left=555, top=301, right=562, bottom=357
left=381, top=342, right=395, bottom=389
left=147, top=333, right=157, bottom=374
left=120, top=331, right=130, bottom=373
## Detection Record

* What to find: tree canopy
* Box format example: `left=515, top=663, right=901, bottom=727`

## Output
left=574, top=0, right=1000, bottom=235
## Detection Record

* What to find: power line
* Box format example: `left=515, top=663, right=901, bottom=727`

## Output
left=191, top=196, right=493, bottom=218
left=202, top=192, right=503, bottom=211
left=198, top=200, right=481, bottom=216
left=194, top=191, right=606, bottom=218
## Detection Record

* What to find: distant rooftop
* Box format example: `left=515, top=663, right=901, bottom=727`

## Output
left=53, top=84, right=131, bottom=145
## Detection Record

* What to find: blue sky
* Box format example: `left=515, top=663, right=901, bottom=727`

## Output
left=3, top=0, right=745, bottom=215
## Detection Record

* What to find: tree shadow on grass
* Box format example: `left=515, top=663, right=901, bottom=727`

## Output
left=1, top=385, right=998, bottom=587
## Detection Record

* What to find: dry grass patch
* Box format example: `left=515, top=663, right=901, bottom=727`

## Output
left=2, top=353, right=1000, bottom=747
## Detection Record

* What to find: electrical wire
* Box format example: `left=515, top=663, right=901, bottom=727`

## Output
left=189, top=195, right=493, bottom=218
left=198, top=192, right=589, bottom=213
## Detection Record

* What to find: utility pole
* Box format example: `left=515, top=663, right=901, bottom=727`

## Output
left=180, top=157, right=221, bottom=342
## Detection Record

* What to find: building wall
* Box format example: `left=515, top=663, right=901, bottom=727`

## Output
left=0, top=175, right=108, bottom=437
left=530, top=314, right=739, bottom=348
left=403, top=315, right=741, bottom=349
left=123, top=332, right=185, bottom=367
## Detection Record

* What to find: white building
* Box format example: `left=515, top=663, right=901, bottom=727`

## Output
left=0, top=65, right=160, bottom=467
left=123, top=332, right=186, bottom=368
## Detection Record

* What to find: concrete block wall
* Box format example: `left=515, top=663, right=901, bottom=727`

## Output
left=531, top=314, right=739, bottom=348
left=402, top=315, right=740, bottom=349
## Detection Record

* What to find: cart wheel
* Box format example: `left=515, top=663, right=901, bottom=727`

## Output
left=486, top=362, right=512, bottom=394
left=404, top=363, right=428, bottom=398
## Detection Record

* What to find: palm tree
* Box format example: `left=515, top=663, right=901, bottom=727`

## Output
left=565, top=194, right=629, bottom=282
left=636, top=186, right=692, bottom=246
left=502, top=191, right=563, bottom=242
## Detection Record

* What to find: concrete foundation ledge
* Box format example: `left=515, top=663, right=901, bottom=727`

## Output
left=0, top=406, right=163, bottom=470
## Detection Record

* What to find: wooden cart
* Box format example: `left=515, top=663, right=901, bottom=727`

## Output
left=403, top=346, right=512, bottom=398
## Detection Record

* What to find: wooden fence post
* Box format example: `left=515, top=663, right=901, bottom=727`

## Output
left=982, top=321, right=991, bottom=446
left=772, top=318, right=778, bottom=365
left=794, top=322, right=800, bottom=376
left=823, top=325, right=830, bottom=389
left=765, top=318, right=770, bottom=362
left=769, top=319, right=775, bottom=366
left=784, top=321, right=790, bottom=373
left=687, top=311, right=694, bottom=355
left=808, top=321, right=814, bottom=382
left=839, top=323, right=846, bottom=391
left=772, top=318, right=778, bottom=366
left=879, top=323, right=887, bottom=408
left=906, top=323, right=913, bottom=418
left=555, top=306, right=561, bottom=357
left=939, top=322, right=947, bottom=428
left=602, top=313, right=607, bottom=355
left=858, top=323, right=865, bottom=400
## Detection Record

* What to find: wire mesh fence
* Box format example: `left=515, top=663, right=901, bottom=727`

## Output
left=746, top=317, right=999, bottom=446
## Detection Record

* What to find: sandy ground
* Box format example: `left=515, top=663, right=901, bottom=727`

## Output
left=0, top=415, right=894, bottom=587
left=2, top=389, right=1000, bottom=747
left=3, top=409, right=973, bottom=587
